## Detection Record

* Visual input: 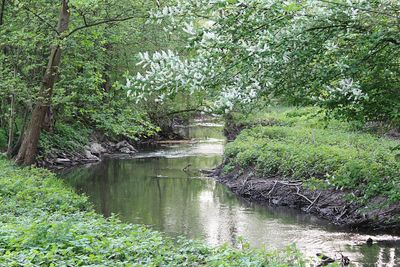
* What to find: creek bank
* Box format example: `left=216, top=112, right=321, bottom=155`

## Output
left=0, top=159, right=304, bottom=266
left=38, top=135, right=139, bottom=169
left=216, top=114, right=400, bottom=234
left=213, top=165, right=400, bottom=234
left=38, top=124, right=190, bottom=169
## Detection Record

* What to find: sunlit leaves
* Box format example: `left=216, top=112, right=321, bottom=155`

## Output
left=129, top=0, right=400, bottom=125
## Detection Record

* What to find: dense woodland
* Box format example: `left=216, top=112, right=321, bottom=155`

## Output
left=0, top=0, right=399, bottom=164
left=0, top=0, right=399, bottom=266
left=0, top=0, right=198, bottom=164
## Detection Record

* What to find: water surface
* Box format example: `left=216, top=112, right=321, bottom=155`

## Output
left=62, top=122, right=399, bottom=266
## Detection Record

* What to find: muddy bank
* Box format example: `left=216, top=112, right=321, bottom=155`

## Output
left=212, top=165, right=400, bottom=234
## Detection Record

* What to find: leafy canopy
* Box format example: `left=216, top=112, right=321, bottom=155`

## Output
left=128, top=0, right=400, bottom=126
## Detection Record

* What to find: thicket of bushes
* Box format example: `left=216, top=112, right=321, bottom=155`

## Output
left=38, top=123, right=92, bottom=157
left=0, top=159, right=305, bottom=266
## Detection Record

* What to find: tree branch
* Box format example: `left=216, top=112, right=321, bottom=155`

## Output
left=382, top=37, right=400, bottom=45
left=65, top=14, right=147, bottom=38
left=305, top=23, right=366, bottom=33
left=317, top=0, right=399, bottom=19
left=22, top=6, right=60, bottom=35
left=76, top=10, right=89, bottom=27
left=165, top=108, right=205, bottom=117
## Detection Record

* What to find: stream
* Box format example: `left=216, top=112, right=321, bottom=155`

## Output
left=61, top=120, right=400, bottom=266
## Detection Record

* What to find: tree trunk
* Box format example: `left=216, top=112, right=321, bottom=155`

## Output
left=0, top=0, right=5, bottom=26
left=0, top=99, right=4, bottom=129
left=102, top=43, right=113, bottom=93
left=6, top=93, right=15, bottom=157
left=11, top=109, right=28, bottom=157
left=0, top=0, right=7, bottom=57
left=0, top=0, right=9, bottom=131
left=15, top=0, right=70, bottom=165
left=42, top=106, right=55, bottom=132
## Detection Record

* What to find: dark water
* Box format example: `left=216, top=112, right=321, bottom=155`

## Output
left=61, top=121, right=399, bottom=266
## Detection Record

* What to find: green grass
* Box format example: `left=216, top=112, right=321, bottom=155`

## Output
left=231, top=106, right=357, bottom=131
left=225, top=106, right=400, bottom=204
left=0, top=159, right=306, bottom=266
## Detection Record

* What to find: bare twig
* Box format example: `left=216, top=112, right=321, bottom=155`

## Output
left=267, top=180, right=278, bottom=196
left=306, top=192, right=321, bottom=212
left=295, top=186, right=313, bottom=204
left=23, top=6, right=60, bottom=35
left=336, top=206, right=348, bottom=221
left=241, top=175, right=250, bottom=187
left=66, top=14, right=147, bottom=38
left=279, top=181, right=303, bottom=186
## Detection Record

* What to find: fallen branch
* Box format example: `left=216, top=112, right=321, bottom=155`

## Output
left=241, top=175, right=251, bottom=187
left=267, top=180, right=278, bottom=196
left=306, top=192, right=321, bottom=212
left=335, top=206, right=348, bottom=221
left=278, top=181, right=303, bottom=187
left=157, top=140, right=195, bottom=144
left=295, top=186, right=313, bottom=204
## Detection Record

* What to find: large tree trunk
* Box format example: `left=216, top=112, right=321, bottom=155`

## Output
left=15, top=0, right=70, bottom=165
left=11, top=109, right=28, bottom=157
left=0, top=0, right=5, bottom=26
left=42, top=106, right=55, bottom=132
left=0, top=99, right=5, bottom=129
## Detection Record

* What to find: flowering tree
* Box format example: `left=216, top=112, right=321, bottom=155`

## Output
left=128, top=0, right=400, bottom=125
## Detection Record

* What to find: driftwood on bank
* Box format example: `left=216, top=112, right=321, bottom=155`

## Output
left=156, top=140, right=196, bottom=144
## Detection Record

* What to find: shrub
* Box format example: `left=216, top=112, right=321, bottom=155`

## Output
left=0, top=128, right=7, bottom=150
left=39, top=123, right=91, bottom=156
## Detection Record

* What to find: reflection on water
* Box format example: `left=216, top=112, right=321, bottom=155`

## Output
left=61, top=123, right=399, bottom=267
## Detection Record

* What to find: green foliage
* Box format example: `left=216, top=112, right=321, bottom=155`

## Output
left=91, top=107, right=160, bottom=140
left=225, top=107, right=400, bottom=203
left=231, top=106, right=324, bottom=127
left=136, top=90, right=211, bottom=135
left=39, top=123, right=91, bottom=156
left=0, top=0, right=186, bottom=156
left=0, top=159, right=306, bottom=266
left=0, top=129, right=7, bottom=150
left=131, top=0, right=400, bottom=127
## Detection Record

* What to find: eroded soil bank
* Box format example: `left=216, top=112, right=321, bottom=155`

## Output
left=213, top=166, right=400, bottom=234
